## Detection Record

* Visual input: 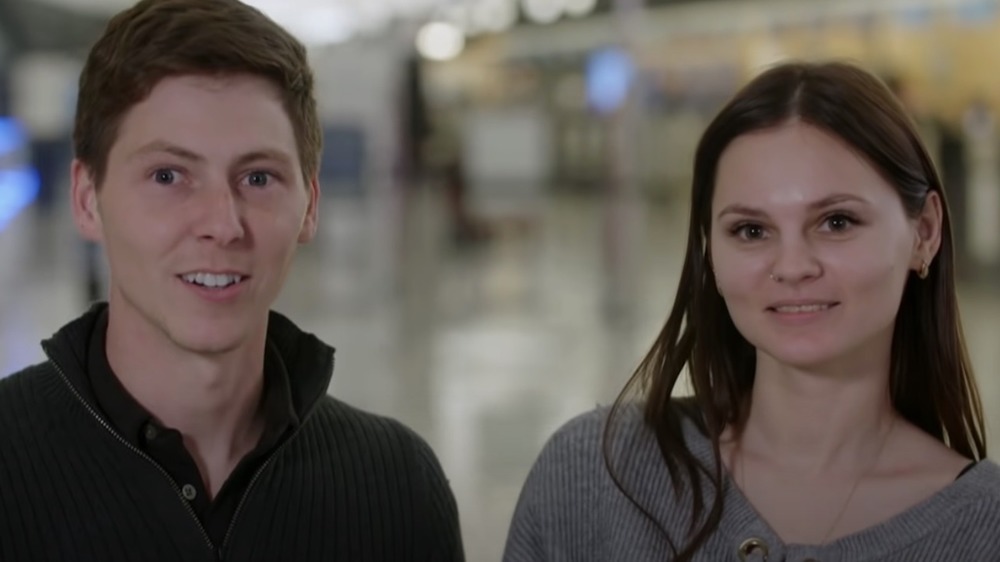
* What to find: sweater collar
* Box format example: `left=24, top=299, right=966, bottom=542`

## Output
left=41, top=302, right=335, bottom=422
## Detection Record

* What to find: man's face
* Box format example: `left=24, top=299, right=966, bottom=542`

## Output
left=72, top=73, right=319, bottom=355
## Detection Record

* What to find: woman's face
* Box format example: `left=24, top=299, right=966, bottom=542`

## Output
left=709, top=121, right=940, bottom=373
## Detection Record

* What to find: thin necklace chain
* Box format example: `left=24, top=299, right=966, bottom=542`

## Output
left=736, top=414, right=897, bottom=545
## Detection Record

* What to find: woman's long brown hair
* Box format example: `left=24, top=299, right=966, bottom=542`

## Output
left=602, top=61, right=986, bottom=560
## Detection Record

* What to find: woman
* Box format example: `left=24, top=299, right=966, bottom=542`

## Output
left=503, top=61, right=1000, bottom=561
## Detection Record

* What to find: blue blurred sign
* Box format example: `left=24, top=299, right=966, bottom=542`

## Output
left=0, top=167, right=40, bottom=231
left=0, top=116, right=26, bottom=157
left=586, top=47, right=635, bottom=115
left=320, top=125, right=366, bottom=195
left=956, top=1, right=997, bottom=23
left=897, top=6, right=933, bottom=27
left=0, top=116, right=39, bottom=232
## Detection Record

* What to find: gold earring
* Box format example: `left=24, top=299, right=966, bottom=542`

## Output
left=918, top=260, right=929, bottom=279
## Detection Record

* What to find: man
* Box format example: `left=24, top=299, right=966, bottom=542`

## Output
left=0, top=1, right=464, bottom=560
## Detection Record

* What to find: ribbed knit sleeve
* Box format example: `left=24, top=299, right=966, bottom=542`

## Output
left=412, top=429, right=464, bottom=562
left=504, top=411, right=606, bottom=562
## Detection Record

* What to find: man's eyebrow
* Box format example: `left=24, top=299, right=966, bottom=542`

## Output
left=232, top=149, right=295, bottom=168
left=128, top=140, right=204, bottom=162
left=128, top=142, right=295, bottom=169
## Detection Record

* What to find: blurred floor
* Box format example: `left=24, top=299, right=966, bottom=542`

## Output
left=3, top=186, right=1000, bottom=561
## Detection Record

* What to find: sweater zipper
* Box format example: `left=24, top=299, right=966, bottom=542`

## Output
left=45, top=351, right=216, bottom=555
left=46, top=344, right=333, bottom=562
left=217, top=403, right=319, bottom=560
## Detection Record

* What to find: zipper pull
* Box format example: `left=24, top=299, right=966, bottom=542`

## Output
left=216, top=547, right=224, bottom=561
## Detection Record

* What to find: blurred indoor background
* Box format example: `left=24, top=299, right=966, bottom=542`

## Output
left=3, top=0, right=1000, bottom=559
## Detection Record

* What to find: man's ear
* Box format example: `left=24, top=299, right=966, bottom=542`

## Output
left=298, top=174, right=320, bottom=244
left=70, top=159, right=103, bottom=242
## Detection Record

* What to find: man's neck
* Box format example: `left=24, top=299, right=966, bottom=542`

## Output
left=104, top=304, right=268, bottom=495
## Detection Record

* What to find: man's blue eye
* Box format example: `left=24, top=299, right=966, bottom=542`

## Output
left=247, top=172, right=270, bottom=187
left=154, top=169, right=175, bottom=184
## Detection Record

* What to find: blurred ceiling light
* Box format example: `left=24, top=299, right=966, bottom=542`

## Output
left=440, top=4, right=473, bottom=34
left=416, top=22, right=466, bottom=61
left=285, top=7, right=356, bottom=45
left=245, top=1, right=355, bottom=45
left=473, top=0, right=519, bottom=33
left=38, top=0, right=586, bottom=42
left=522, top=0, right=563, bottom=24
left=564, top=0, right=599, bottom=18
left=353, top=1, right=394, bottom=35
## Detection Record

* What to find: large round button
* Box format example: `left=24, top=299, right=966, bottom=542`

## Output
left=738, top=537, right=769, bottom=561
left=181, top=484, right=197, bottom=501
left=144, top=424, right=158, bottom=441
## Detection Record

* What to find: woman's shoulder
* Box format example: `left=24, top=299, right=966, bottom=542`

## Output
left=504, top=399, right=710, bottom=561
left=528, top=398, right=707, bottom=480
left=535, top=402, right=656, bottom=459
left=923, top=460, right=1000, bottom=553
left=530, top=405, right=616, bottom=470
left=955, top=459, right=1000, bottom=499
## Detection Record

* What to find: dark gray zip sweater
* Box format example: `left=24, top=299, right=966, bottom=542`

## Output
left=0, top=306, right=464, bottom=562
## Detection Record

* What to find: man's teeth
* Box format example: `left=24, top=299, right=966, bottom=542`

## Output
left=182, top=273, right=243, bottom=288
left=774, top=304, right=831, bottom=313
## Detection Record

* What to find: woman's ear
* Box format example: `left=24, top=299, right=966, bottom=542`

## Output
left=911, top=191, right=943, bottom=274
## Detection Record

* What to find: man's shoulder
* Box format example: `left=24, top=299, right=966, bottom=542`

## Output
left=307, top=396, right=440, bottom=458
left=0, top=360, right=58, bottom=403
left=0, top=361, right=64, bottom=437
left=277, top=398, right=463, bottom=558
left=300, top=396, right=454, bottom=495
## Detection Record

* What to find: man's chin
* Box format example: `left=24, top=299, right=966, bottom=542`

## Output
left=172, top=335, right=244, bottom=357
left=166, top=319, right=253, bottom=357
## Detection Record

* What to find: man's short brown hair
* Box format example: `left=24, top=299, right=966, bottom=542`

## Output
left=74, top=0, right=322, bottom=186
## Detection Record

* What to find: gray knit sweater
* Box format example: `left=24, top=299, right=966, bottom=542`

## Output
left=503, top=405, right=1000, bottom=562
